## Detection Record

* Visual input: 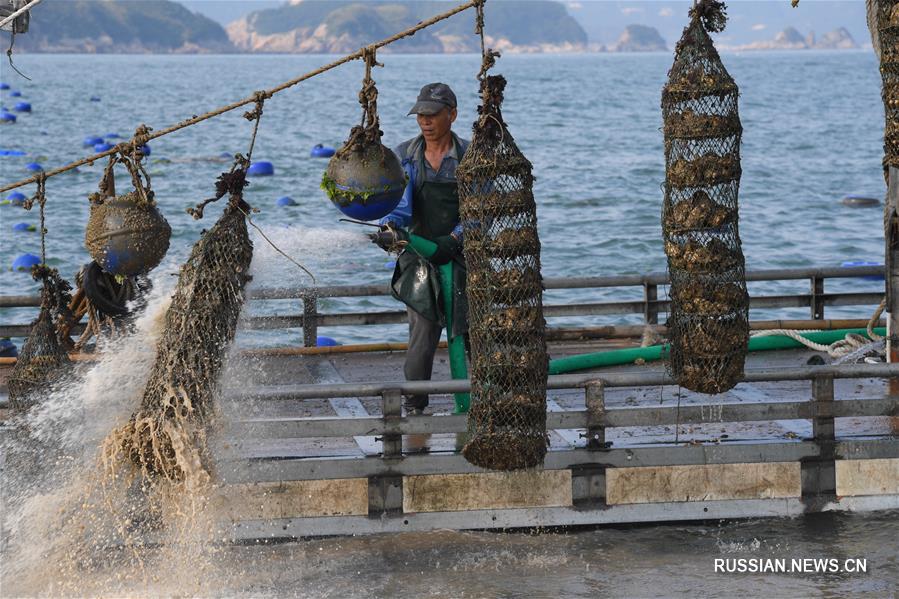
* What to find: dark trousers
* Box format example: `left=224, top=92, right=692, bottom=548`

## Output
left=404, top=307, right=443, bottom=409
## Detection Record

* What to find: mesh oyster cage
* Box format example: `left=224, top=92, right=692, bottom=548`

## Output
left=878, top=1, right=899, bottom=170
left=118, top=188, right=253, bottom=478
left=458, top=74, right=549, bottom=471
left=7, top=267, right=73, bottom=411
left=661, top=3, right=749, bottom=394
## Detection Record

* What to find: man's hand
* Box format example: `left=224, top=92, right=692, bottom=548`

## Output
left=369, top=223, right=408, bottom=252
left=429, top=234, right=461, bottom=265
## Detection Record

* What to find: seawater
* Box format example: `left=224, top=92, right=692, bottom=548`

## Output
left=0, top=51, right=888, bottom=346
left=1, top=52, right=897, bottom=597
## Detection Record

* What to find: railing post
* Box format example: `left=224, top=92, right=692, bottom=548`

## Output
left=574, top=380, right=608, bottom=507
left=584, top=380, right=607, bottom=450
left=812, top=375, right=835, bottom=441
left=381, top=388, right=403, bottom=459
left=802, top=374, right=836, bottom=503
left=643, top=282, right=658, bottom=325
left=301, top=291, right=318, bottom=347
left=368, top=388, right=404, bottom=518
left=810, top=275, right=824, bottom=320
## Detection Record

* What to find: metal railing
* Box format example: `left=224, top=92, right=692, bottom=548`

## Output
left=220, top=364, right=899, bottom=496
left=0, top=264, right=885, bottom=344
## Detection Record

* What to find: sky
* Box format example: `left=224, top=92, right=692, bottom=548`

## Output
left=177, top=0, right=872, bottom=47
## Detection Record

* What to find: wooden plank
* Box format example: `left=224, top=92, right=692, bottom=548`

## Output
left=212, top=478, right=368, bottom=520
left=606, top=462, right=801, bottom=505
left=403, top=470, right=572, bottom=513
left=836, top=458, right=899, bottom=497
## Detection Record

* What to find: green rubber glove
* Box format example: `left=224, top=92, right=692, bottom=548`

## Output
left=429, top=235, right=461, bottom=265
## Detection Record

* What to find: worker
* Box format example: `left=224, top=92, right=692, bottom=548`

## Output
left=373, top=82, right=469, bottom=414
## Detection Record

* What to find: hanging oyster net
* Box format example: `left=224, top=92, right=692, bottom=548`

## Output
left=459, top=73, right=549, bottom=470
left=661, top=0, right=749, bottom=394
left=111, top=162, right=254, bottom=480
left=7, top=266, right=73, bottom=411
left=877, top=1, right=899, bottom=170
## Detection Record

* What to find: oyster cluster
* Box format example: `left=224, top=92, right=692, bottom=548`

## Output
left=673, top=282, right=745, bottom=315
left=667, top=154, right=739, bottom=188
left=664, top=238, right=740, bottom=272
left=665, top=190, right=733, bottom=231
left=664, top=109, right=740, bottom=138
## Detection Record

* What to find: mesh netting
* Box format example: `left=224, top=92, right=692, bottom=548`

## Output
left=661, top=1, right=749, bottom=394
left=7, top=266, right=73, bottom=411
left=115, top=174, right=253, bottom=480
left=459, top=74, right=549, bottom=471
left=878, top=1, right=899, bottom=170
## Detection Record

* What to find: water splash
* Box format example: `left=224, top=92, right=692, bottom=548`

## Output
left=0, top=265, right=237, bottom=596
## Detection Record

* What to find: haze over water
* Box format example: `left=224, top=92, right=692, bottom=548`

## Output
left=0, top=52, right=896, bottom=597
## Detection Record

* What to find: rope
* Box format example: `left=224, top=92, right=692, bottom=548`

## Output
left=750, top=298, right=887, bottom=358
left=0, top=0, right=482, bottom=194
left=0, top=0, right=41, bottom=29
left=336, top=46, right=383, bottom=158
left=20, top=171, right=47, bottom=261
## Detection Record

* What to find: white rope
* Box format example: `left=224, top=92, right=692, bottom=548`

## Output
left=750, top=298, right=887, bottom=358
left=0, top=0, right=41, bottom=30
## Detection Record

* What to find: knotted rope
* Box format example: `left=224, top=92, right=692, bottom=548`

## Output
left=750, top=298, right=887, bottom=358
left=335, top=46, right=384, bottom=158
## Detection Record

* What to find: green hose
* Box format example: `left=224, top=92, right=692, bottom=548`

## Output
left=408, top=234, right=470, bottom=413
left=547, top=328, right=886, bottom=375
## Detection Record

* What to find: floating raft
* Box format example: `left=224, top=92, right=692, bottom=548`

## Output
left=184, top=342, right=899, bottom=540
left=1, top=277, right=897, bottom=540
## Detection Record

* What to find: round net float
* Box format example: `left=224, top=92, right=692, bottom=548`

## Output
left=85, top=161, right=171, bottom=277
left=322, top=142, right=405, bottom=221
left=1, top=112, right=17, bottom=123
left=83, top=135, right=104, bottom=147
left=14, top=102, right=31, bottom=112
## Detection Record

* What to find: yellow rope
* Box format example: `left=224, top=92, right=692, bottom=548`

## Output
left=0, top=0, right=482, bottom=195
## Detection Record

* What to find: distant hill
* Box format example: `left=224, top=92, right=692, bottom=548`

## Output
left=5, top=0, right=233, bottom=53
left=613, top=25, right=667, bottom=52
left=228, top=0, right=588, bottom=54
left=726, top=26, right=859, bottom=51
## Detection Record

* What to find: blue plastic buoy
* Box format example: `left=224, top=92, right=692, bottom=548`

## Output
left=841, top=261, right=885, bottom=281
left=385, top=260, right=396, bottom=269
left=13, top=102, right=31, bottom=113
left=1, top=112, right=16, bottom=123
left=7, top=192, right=26, bottom=206
left=139, top=144, right=151, bottom=156
left=219, top=151, right=232, bottom=159
left=316, top=336, right=341, bottom=347
left=12, top=253, right=41, bottom=272
left=247, top=161, right=274, bottom=176
left=311, top=144, right=336, bottom=158
left=105, top=132, right=121, bottom=139
left=276, top=196, right=298, bottom=207
left=9, top=90, right=21, bottom=97
left=90, top=96, right=101, bottom=102
left=0, top=83, right=9, bottom=90
left=83, top=136, right=103, bottom=147
left=25, top=162, right=43, bottom=172
left=94, top=142, right=114, bottom=153
left=13, top=222, right=36, bottom=232
left=0, top=338, right=17, bottom=358
left=0, top=149, right=26, bottom=156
